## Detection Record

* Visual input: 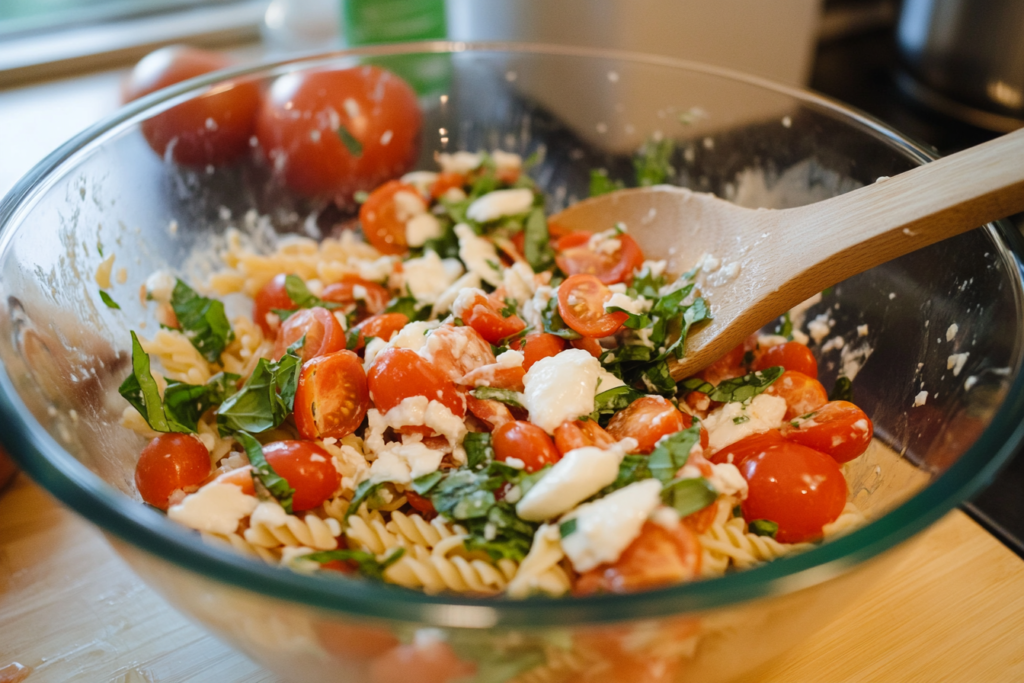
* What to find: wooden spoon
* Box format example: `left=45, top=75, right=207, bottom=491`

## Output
left=551, top=127, right=1024, bottom=380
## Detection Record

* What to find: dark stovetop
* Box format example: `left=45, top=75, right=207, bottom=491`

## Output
left=810, top=27, right=1024, bottom=558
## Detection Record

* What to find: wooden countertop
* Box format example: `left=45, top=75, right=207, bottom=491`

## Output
left=2, top=472, right=1024, bottom=682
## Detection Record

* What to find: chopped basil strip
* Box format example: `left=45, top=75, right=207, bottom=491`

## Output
left=648, top=424, right=702, bottom=484
left=540, top=296, right=581, bottom=340
left=411, top=470, right=444, bottom=496
left=464, top=432, right=495, bottom=469
left=605, top=306, right=652, bottom=331
left=383, top=296, right=431, bottom=321
left=596, top=455, right=653, bottom=497
left=236, top=430, right=295, bottom=513
left=161, top=372, right=238, bottom=433
left=305, top=547, right=405, bottom=580
left=99, top=290, right=121, bottom=310
left=590, top=386, right=646, bottom=424
left=346, top=479, right=384, bottom=519
left=776, top=311, right=794, bottom=340
left=170, top=279, right=234, bottom=363
left=679, top=366, right=784, bottom=403
left=661, top=476, right=717, bottom=518
left=118, top=332, right=193, bottom=433
left=215, top=338, right=303, bottom=436
left=523, top=207, right=554, bottom=271
left=470, top=387, right=526, bottom=410
left=283, top=274, right=340, bottom=311
left=733, top=415, right=750, bottom=425
left=830, top=376, right=854, bottom=402
left=748, top=519, right=779, bottom=538
left=335, top=123, right=363, bottom=157
left=559, top=518, right=578, bottom=538
left=635, top=137, right=675, bottom=186
left=589, top=168, right=625, bottom=197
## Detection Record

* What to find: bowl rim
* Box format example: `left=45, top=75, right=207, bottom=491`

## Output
left=3, top=40, right=1024, bottom=628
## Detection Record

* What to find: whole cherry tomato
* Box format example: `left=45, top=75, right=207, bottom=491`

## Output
left=262, top=440, right=341, bottom=512
left=493, top=421, right=562, bottom=472
left=294, top=350, right=370, bottom=441
left=574, top=520, right=702, bottom=595
left=273, top=306, right=346, bottom=362
left=753, top=341, right=818, bottom=377
left=708, top=429, right=786, bottom=467
left=781, top=400, right=874, bottom=463
left=253, top=273, right=298, bottom=335
left=557, top=274, right=628, bottom=338
left=135, top=433, right=211, bottom=509
left=555, top=231, right=645, bottom=285
left=553, top=419, right=617, bottom=455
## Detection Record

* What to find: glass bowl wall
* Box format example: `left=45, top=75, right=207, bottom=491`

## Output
left=1, top=43, right=1023, bottom=683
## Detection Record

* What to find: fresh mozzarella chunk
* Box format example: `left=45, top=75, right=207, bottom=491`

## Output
left=703, top=393, right=788, bottom=453
left=638, top=260, right=667, bottom=278
left=466, top=188, right=534, bottom=223
left=145, top=270, right=176, bottom=304
left=516, top=441, right=634, bottom=521
left=523, top=349, right=603, bottom=434
left=437, top=151, right=483, bottom=174
left=491, top=150, right=522, bottom=172
left=451, top=287, right=489, bottom=321
left=400, top=170, right=439, bottom=196
left=502, top=261, right=538, bottom=305
left=401, top=251, right=464, bottom=303
left=393, top=190, right=427, bottom=222
left=495, top=349, right=525, bottom=368
left=406, top=213, right=442, bottom=248
left=560, top=479, right=663, bottom=572
left=454, top=223, right=503, bottom=286
left=431, top=271, right=482, bottom=317
left=369, top=441, right=446, bottom=484
left=604, top=292, right=653, bottom=316
left=595, top=368, right=625, bottom=393
left=367, top=396, right=468, bottom=451
left=521, top=284, right=556, bottom=331
left=168, top=482, right=257, bottom=535
left=363, top=320, right=439, bottom=369
left=355, top=256, right=397, bottom=283
left=706, top=462, right=748, bottom=499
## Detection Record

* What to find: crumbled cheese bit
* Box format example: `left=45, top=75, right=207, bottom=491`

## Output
left=437, top=151, right=483, bottom=174
left=168, top=483, right=257, bottom=535
left=392, top=190, right=427, bottom=222
left=808, top=314, right=832, bottom=345
left=466, top=188, right=534, bottom=223
left=400, top=170, right=439, bottom=196
left=946, top=323, right=959, bottom=342
left=455, top=223, right=503, bottom=286
left=405, top=212, right=443, bottom=247
left=368, top=441, right=446, bottom=485
left=913, top=390, right=928, bottom=407
left=947, top=352, right=969, bottom=377
left=401, top=251, right=464, bottom=303
left=857, top=324, right=869, bottom=337
left=355, top=256, right=397, bottom=283
left=702, top=393, right=788, bottom=453
left=144, top=269, right=176, bottom=304
left=822, top=336, right=846, bottom=353
left=560, top=479, right=663, bottom=572
left=491, top=150, right=522, bottom=172
left=495, top=349, right=525, bottom=368
left=522, top=349, right=603, bottom=434
left=603, top=291, right=652, bottom=316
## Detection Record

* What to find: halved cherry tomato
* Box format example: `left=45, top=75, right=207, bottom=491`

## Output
left=511, top=221, right=570, bottom=258
left=764, top=370, right=829, bottom=420
left=454, top=291, right=527, bottom=344
left=606, top=396, right=706, bottom=454
left=273, top=306, right=346, bottom=362
left=370, top=642, right=476, bottom=683
left=459, top=363, right=526, bottom=392
left=405, top=490, right=437, bottom=517
left=211, top=465, right=255, bottom=496
left=429, top=171, right=466, bottom=198
left=294, top=350, right=370, bottom=441
left=421, top=324, right=495, bottom=384
left=781, top=400, right=873, bottom=464
left=553, top=419, right=617, bottom=455
left=511, top=332, right=565, bottom=371
left=708, top=429, right=787, bottom=466
left=555, top=231, right=645, bottom=285
left=557, top=274, right=628, bottom=338
left=135, top=433, right=211, bottom=509
left=256, top=66, right=422, bottom=203
left=124, top=46, right=260, bottom=166
left=753, top=340, right=818, bottom=377
left=570, top=336, right=604, bottom=358
left=493, top=420, right=561, bottom=472
left=740, top=440, right=847, bottom=543
left=261, top=440, right=341, bottom=512
left=574, top=520, right=702, bottom=595
left=350, top=312, right=409, bottom=351
left=357, top=180, right=422, bottom=254
left=321, top=276, right=390, bottom=317
left=465, top=395, right=515, bottom=431
left=367, top=347, right=465, bottom=418
left=253, top=273, right=299, bottom=335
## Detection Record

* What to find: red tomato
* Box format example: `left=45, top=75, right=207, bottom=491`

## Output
left=211, top=465, right=255, bottom=496
left=493, top=421, right=562, bottom=472
left=764, top=370, right=829, bottom=420
left=429, top=172, right=466, bottom=198
left=557, top=274, right=628, bottom=338
left=555, top=231, right=645, bottom=285
left=262, top=440, right=341, bottom=512
left=512, top=332, right=565, bottom=371
left=465, top=395, right=515, bottom=431
left=753, top=341, right=818, bottom=377
left=606, top=396, right=701, bottom=454
left=740, top=440, right=847, bottom=543
left=405, top=490, right=437, bottom=517
left=253, top=273, right=298, bottom=336
left=350, top=312, right=409, bottom=350
left=781, top=400, right=874, bottom=464
left=124, top=46, right=260, bottom=166
left=273, top=306, right=346, bottom=363
left=708, top=429, right=786, bottom=467
left=367, top=348, right=465, bottom=418
left=454, top=292, right=527, bottom=344
left=316, top=620, right=399, bottom=661
left=553, top=419, right=617, bottom=454
left=574, top=520, right=702, bottom=595
left=421, top=324, right=495, bottom=384
left=135, top=433, right=211, bottom=509
left=358, top=180, right=422, bottom=254
left=321, top=276, right=390, bottom=317
left=256, top=66, right=422, bottom=203
left=294, top=350, right=370, bottom=441
left=459, top=363, right=526, bottom=392
left=570, top=336, right=604, bottom=358
left=370, top=642, right=476, bottom=683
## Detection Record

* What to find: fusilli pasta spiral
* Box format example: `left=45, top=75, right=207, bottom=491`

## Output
left=822, top=501, right=867, bottom=538
left=243, top=501, right=342, bottom=550
left=699, top=517, right=814, bottom=573
left=507, top=524, right=572, bottom=598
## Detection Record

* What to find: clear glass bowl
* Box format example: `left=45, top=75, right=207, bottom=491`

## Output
left=2, top=43, right=1023, bottom=683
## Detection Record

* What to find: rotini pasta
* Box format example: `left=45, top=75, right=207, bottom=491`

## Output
left=243, top=501, right=342, bottom=551
left=822, top=501, right=868, bottom=538
left=140, top=329, right=213, bottom=385
left=507, top=524, right=571, bottom=598
left=699, top=517, right=815, bottom=574
left=383, top=543, right=518, bottom=594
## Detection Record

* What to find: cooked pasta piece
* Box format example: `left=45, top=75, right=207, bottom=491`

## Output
left=140, top=329, right=212, bottom=385
left=344, top=509, right=466, bottom=556
left=201, top=530, right=281, bottom=564
left=243, top=501, right=342, bottom=550
left=699, top=516, right=814, bottom=573
left=822, top=501, right=868, bottom=539
left=507, top=524, right=571, bottom=598
left=384, top=543, right=518, bottom=594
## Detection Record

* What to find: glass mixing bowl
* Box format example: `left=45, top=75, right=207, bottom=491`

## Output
left=1, top=43, right=1023, bottom=683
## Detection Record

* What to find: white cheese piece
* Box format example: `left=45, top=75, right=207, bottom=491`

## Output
left=451, top=287, right=489, bottom=321
left=466, top=188, right=534, bottom=223
left=502, top=261, right=538, bottom=306
left=857, top=324, right=869, bottom=337
left=808, top=314, right=832, bottom=344
left=405, top=213, right=443, bottom=247
left=168, top=483, right=257, bottom=535
left=521, top=284, right=556, bottom=332
left=355, top=256, right=397, bottom=283
left=516, top=441, right=632, bottom=521
left=369, top=441, right=446, bottom=484
left=364, top=320, right=439, bottom=369
left=393, top=190, right=427, bottom=222
left=697, top=252, right=721, bottom=273
left=145, top=270, right=176, bottom=304
left=603, top=292, right=652, bottom=316
left=560, top=479, right=663, bottom=572
left=523, top=349, right=602, bottom=434
left=946, top=323, right=959, bottom=342
left=595, top=368, right=625, bottom=394
left=400, top=170, right=439, bottom=196
left=705, top=462, right=748, bottom=499
left=650, top=505, right=681, bottom=530
left=401, top=250, right=464, bottom=303
left=495, top=349, right=525, bottom=368
left=491, top=150, right=522, bottom=172
left=362, top=337, right=388, bottom=370
left=913, top=390, right=928, bottom=407
left=437, top=151, right=483, bottom=174
left=367, top=395, right=468, bottom=450
left=947, top=352, right=970, bottom=377
left=638, top=260, right=667, bottom=278
left=455, top=222, right=503, bottom=286
left=431, top=271, right=482, bottom=317
left=703, top=393, right=788, bottom=453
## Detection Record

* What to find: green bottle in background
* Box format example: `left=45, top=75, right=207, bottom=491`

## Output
left=341, top=0, right=450, bottom=96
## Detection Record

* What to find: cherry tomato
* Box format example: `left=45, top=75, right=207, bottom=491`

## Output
left=350, top=312, right=409, bottom=350
left=316, top=620, right=399, bottom=661
left=367, top=348, right=465, bottom=418
left=553, top=419, right=617, bottom=454
left=781, top=400, right=874, bottom=464
left=555, top=231, right=645, bottom=285
left=570, top=336, right=604, bottom=358
left=256, top=66, right=422, bottom=203
left=459, top=362, right=526, bottom=392
left=321, top=276, right=390, bottom=317
left=574, top=520, right=702, bottom=595
left=370, top=642, right=476, bottom=683
left=253, top=273, right=298, bottom=336
left=465, top=395, right=515, bottom=431
left=557, top=274, right=628, bottom=338
left=764, top=370, right=829, bottom=420
left=493, top=421, right=561, bottom=472
left=273, top=306, right=346, bottom=363
left=405, top=490, right=437, bottom=517
left=358, top=180, right=423, bottom=254
left=421, top=324, right=495, bottom=384
left=262, top=440, right=341, bottom=512
left=210, top=465, right=255, bottom=496
left=511, top=332, right=565, bottom=371
left=740, top=440, right=847, bottom=543
left=606, top=396, right=700, bottom=454
left=754, top=341, right=818, bottom=377
left=429, top=172, right=466, bottom=198
left=708, top=429, right=787, bottom=467
left=294, top=350, right=370, bottom=441
left=454, top=291, right=527, bottom=344
left=135, top=433, right=211, bottom=509
left=124, top=46, right=260, bottom=166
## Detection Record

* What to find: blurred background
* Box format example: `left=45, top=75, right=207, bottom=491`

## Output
left=1, top=0, right=1022, bottom=550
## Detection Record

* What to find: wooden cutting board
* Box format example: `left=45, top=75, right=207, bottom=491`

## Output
left=2, top=473, right=1024, bottom=682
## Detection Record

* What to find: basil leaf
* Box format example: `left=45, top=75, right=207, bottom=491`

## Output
left=748, top=519, right=779, bottom=538
left=640, top=360, right=676, bottom=396
left=118, top=332, right=192, bottom=433
left=648, top=424, right=702, bottom=484
left=383, top=296, right=431, bottom=321
left=830, top=376, right=854, bottom=402
left=463, top=432, right=494, bottom=470
left=631, top=268, right=667, bottom=300
left=346, top=479, right=384, bottom=519
left=236, top=430, right=295, bottom=513
left=215, top=342, right=302, bottom=436
left=776, top=311, right=794, bottom=340
left=283, top=274, right=340, bottom=311
left=597, top=455, right=653, bottom=496
left=305, top=547, right=405, bottom=580
left=559, top=518, right=577, bottom=538
left=336, top=123, right=363, bottom=157
left=606, top=306, right=652, bottom=331
left=634, top=137, right=675, bottom=186
left=709, top=366, right=784, bottom=403
left=589, top=168, right=625, bottom=197
left=523, top=207, right=554, bottom=271
left=170, top=279, right=234, bottom=363
left=462, top=502, right=537, bottom=561
left=162, top=371, right=238, bottom=433
left=470, top=387, right=526, bottom=410
left=99, top=290, right=121, bottom=310
left=600, top=345, right=652, bottom=366
left=662, top=476, right=717, bottom=518
left=591, top=386, right=646, bottom=422
left=412, top=471, right=444, bottom=495
left=540, top=296, right=581, bottom=340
